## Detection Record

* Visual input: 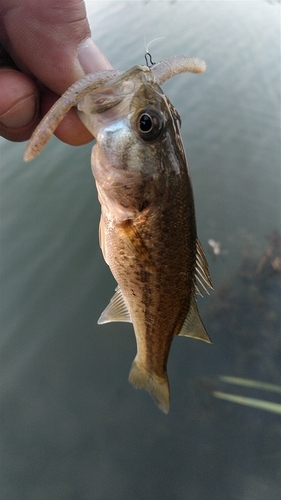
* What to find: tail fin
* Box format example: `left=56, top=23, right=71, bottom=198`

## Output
left=128, top=360, right=170, bottom=414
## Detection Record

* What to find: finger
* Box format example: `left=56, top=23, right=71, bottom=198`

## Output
left=1, top=0, right=112, bottom=144
left=0, top=68, right=40, bottom=142
left=2, top=0, right=112, bottom=94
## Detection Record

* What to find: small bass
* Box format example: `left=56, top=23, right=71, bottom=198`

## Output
left=25, top=56, right=213, bottom=413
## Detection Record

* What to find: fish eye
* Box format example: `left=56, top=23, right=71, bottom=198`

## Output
left=137, top=109, right=163, bottom=141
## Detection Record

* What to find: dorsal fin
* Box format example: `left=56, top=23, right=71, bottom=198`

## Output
left=195, top=239, right=213, bottom=296
left=178, top=296, right=212, bottom=343
left=98, top=286, right=131, bottom=324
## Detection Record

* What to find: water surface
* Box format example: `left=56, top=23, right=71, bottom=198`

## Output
left=0, top=2, right=280, bottom=499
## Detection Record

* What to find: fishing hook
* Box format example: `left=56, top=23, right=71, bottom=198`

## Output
left=145, top=52, right=155, bottom=67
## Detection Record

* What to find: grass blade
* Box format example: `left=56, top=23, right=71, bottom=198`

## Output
left=213, top=391, right=281, bottom=415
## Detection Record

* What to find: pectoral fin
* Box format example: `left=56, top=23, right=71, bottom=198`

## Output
left=120, top=220, right=154, bottom=270
left=99, top=214, right=107, bottom=263
left=178, top=296, right=212, bottom=343
left=98, top=286, right=131, bottom=324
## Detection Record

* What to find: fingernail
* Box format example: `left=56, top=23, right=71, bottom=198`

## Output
left=77, top=38, right=112, bottom=74
left=0, top=94, right=37, bottom=128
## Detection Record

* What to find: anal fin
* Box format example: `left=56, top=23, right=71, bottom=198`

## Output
left=178, top=296, right=212, bottom=343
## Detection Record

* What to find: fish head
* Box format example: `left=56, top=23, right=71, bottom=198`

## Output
left=77, top=66, right=182, bottom=220
left=24, top=56, right=205, bottom=163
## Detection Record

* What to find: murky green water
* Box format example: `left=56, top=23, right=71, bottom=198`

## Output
left=1, top=2, right=280, bottom=499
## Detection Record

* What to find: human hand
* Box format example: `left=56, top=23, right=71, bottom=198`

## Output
left=0, top=0, right=112, bottom=144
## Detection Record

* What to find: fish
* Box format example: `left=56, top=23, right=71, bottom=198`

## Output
left=24, top=55, right=213, bottom=413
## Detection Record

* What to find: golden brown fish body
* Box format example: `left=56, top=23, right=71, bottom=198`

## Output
left=24, top=57, right=213, bottom=413
left=81, top=69, right=212, bottom=412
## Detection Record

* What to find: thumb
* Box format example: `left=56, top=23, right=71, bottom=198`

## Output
left=2, top=0, right=112, bottom=95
